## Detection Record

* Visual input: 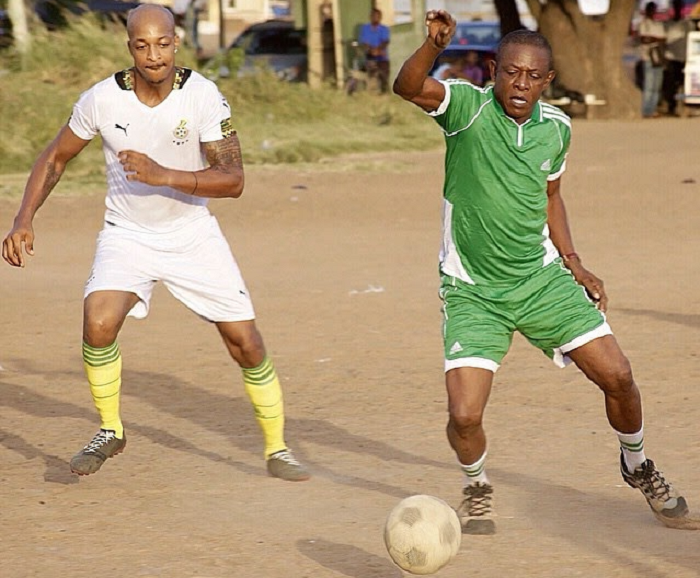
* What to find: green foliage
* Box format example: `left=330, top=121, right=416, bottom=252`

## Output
left=199, top=47, right=245, bottom=82
left=0, top=17, right=441, bottom=181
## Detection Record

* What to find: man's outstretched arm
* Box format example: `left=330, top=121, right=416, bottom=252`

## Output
left=3, top=125, right=90, bottom=267
left=393, top=10, right=455, bottom=112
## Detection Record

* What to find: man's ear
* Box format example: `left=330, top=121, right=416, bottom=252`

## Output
left=489, top=58, right=497, bottom=80
left=544, top=70, right=556, bottom=90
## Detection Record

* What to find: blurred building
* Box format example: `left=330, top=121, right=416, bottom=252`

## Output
left=152, top=0, right=293, bottom=55
left=425, top=0, right=536, bottom=30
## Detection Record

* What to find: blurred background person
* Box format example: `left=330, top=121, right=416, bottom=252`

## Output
left=171, top=0, right=190, bottom=39
left=358, top=7, right=391, bottom=93
left=431, top=52, right=483, bottom=86
left=663, top=0, right=691, bottom=116
left=192, top=0, right=207, bottom=57
left=454, top=50, right=484, bottom=86
left=638, top=2, right=667, bottom=118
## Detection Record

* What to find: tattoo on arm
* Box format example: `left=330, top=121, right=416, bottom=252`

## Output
left=203, top=133, right=243, bottom=173
left=42, top=161, right=62, bottom=200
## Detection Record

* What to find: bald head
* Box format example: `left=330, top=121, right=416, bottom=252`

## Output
left=126, top=3, right=179, bottom=89
left=126, top=3, right=175, bottom=39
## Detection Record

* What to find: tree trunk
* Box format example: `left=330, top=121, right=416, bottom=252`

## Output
left=8, top=0, right=30, bottom=55
left=493, top=0, right=524, bottom=35
left=497, top=0, right=641, bottom=119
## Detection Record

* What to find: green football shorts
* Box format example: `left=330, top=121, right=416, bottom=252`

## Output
left=439, top=261, right=611, bottom=373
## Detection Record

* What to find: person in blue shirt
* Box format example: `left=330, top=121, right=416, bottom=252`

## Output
left=359, top=8, right=391, bottom=93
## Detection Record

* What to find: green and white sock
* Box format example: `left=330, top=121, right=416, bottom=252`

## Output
left=616, top=427, right=646, bottom=471
left=460, top=451, right=489, bottom=486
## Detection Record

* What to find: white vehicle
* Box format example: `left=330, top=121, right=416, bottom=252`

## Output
left=680, top=30, right=700, bottom=116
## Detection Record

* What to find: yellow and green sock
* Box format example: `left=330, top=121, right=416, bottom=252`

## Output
left=242, top=356, right=286, bottom=458
left=83, top=341, right=124, bottom=439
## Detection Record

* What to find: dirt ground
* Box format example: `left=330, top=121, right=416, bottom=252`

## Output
left=1, top=117, right=700, bottom=578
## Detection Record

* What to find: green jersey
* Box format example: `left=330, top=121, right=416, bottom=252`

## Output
left=430, top=81, right=571, bottom=286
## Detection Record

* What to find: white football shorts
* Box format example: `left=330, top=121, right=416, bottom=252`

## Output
left=84, top=214, right=255, bottom=323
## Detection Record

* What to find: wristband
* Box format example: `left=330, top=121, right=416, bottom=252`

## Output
left=562, top=252, right=580, bottom=263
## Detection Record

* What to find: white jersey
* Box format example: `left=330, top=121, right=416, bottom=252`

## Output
left=69, top=68, right=234, bottom=234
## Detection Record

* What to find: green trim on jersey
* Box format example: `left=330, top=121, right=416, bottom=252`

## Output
left=430, top=81, right=572, bottom=286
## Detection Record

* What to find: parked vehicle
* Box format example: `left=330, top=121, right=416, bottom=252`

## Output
left=0, top=9, right=12, bottom=48
left=226, top=19, right=307, bottom=82
left=430, top=20, right=501, bottom=84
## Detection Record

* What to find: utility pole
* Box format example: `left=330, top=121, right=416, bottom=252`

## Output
left=218, top=0, right=225, bottom=50
left=8, top=0, right=29, bottom=56
left=306, top=0, right=324, bottom=88
left=331, top=0, right=345, bottom=88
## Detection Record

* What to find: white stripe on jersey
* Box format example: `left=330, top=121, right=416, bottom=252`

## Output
left=440, top=198, right=476, bottom=284
left=428, top=80, right=491, bottom=119
left=443, top=98, right=493, bottom=138
left=542, top=113, right=572, bottom=129
left=541, top=103, right=572, bottom=128
left=442, top=78, right=491, bottom=93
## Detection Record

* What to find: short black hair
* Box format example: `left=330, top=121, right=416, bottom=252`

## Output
left=496, top=29, right=554, bottom=72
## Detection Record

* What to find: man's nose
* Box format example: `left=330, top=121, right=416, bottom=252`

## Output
left=514, top=72, right=530, bottom=90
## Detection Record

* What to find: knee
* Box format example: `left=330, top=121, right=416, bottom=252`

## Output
left=222, top=324, right=266, bottom=367
left=83, top=313, right=121, bottom=347
left=598, top=357, right=635, bottom=396
left=448, top=407, right=484, bottom=437
left=238, top=331, right=265, bottom=361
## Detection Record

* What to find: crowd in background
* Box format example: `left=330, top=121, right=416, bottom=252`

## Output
left=638, top=0, right=700, bottom=117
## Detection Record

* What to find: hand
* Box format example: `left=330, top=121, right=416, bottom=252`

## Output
left=568, top=261, right=608, bottom=312
left=425, top=10, right=456, bottom=50
left=118, top=150, right=167, bottom=186
left=2, top=220, right=35, bottom=268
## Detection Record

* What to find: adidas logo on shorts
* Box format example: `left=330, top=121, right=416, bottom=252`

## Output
left=449, top=341, right=464, bottom=355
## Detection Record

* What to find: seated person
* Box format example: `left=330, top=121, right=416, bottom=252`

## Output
left=432, top=51, right=484, bottom=87
left=358, top=8, right=391, bottom=93
left=453, top=50, right=484, bottom=86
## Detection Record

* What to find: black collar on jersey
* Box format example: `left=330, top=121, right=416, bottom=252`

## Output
left=114, top=67, right=193, bottom=91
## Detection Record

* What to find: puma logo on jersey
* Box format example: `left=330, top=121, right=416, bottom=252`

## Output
left=449, top=341, right=463, bottom=355
left=115, top=123, right=129, bottom=136
left=540, top=159, right=552, bottom=171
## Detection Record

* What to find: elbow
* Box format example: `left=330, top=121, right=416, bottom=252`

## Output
left=229, top=172, right=244, bottom=199
left=392, top=75, right=422, bottom=101
left=392, top=78, right=413, bottom=100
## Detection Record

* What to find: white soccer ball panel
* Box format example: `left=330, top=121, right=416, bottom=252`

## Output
left=384, top=494, right=461, bottom=575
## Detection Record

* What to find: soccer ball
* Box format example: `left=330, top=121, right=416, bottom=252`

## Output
left=383, top=494, right=461, bottom=575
